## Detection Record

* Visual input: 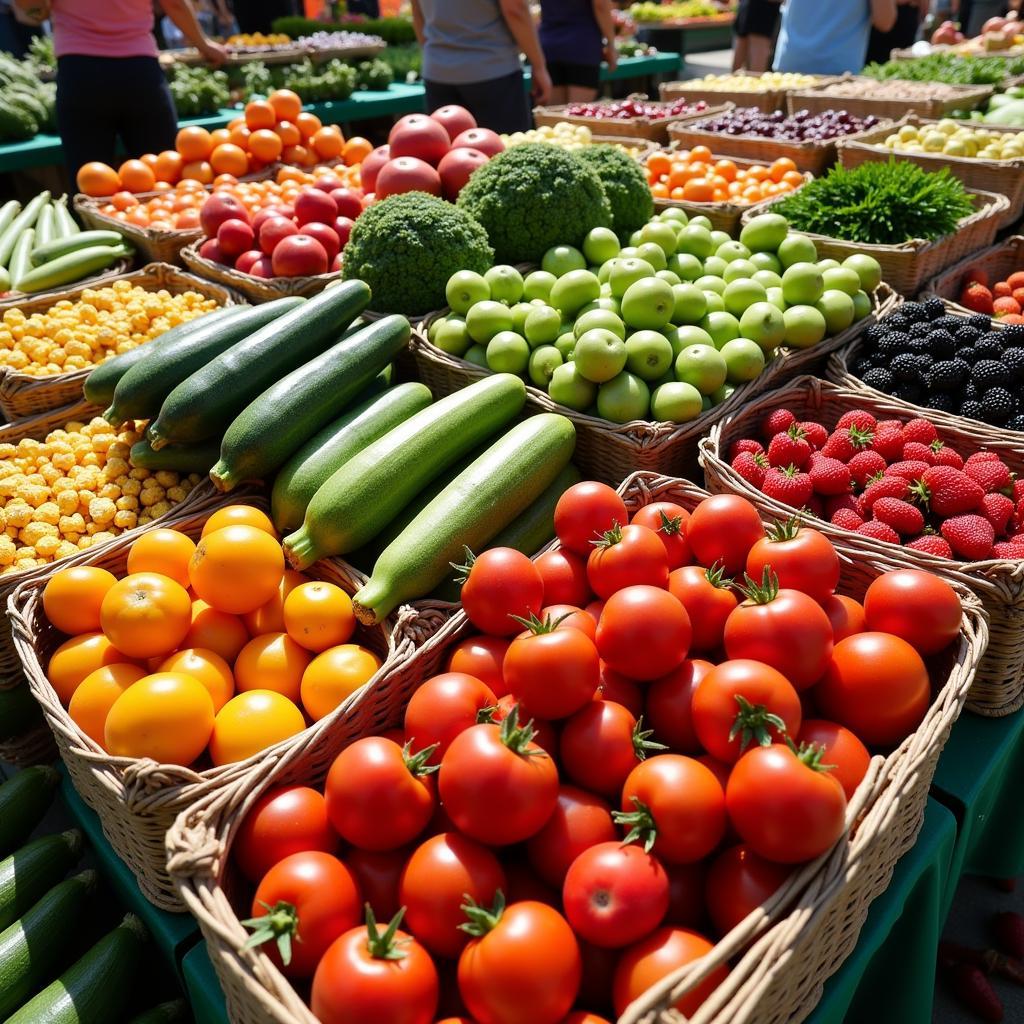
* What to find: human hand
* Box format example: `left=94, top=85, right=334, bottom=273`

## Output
left=531, top=63, right=553, bottom=105
left=200, top=39, right=230, bottom=66
left=14, top=0, right=49, bottom=26
left=604, top=40, right=618, bottom=71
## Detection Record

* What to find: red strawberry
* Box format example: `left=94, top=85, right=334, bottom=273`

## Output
left=857, top=520, right=901, bottom=545
left=825, top=493, right=862, bottom=518
left=964, top=459, right=1012, bottom=493
left=836, top=410, right=877, bottom=432
left=732, top=450, right=769, bottom=488
left=848, top=450, right=888, bottom=487
left=917, top=466, right=985, bottom=516
left=941, top=515, right=995, bottom=561
left=966, top=451, right=1001, bottom=467
left=960, top=282, right=994, bottom=315
left=729, top=438, right=764, bottom=459
left=877, top=419, right=904, bottom=432
left=809, top=456, right=852, bottom=496
left=798, top=421, right=829, bottom=450
left=980, top=492, right=1015, bottom=535
left=762, top=408, right=797, bottom=438
left=861, top=475, right=910, bottom=510
left=993, top=540, right=1024, bottom=558
left=761, top=465, right=813, bottom=507
left=872, top=497, right=925, bottom=535
left=887, top=460, right=931, bottom=482
left=872, top=423, right=906, bottom=462
left=902, top=441, right=935, bottom=464
left=902, top=418, right=938, bottom=445
left=822, top=425, right=873, bottom=462
left=1012, top=478, right=1024, bottom=503
left=831, top=508, right=864, bottom=530
left=907, top=535, right=954, bottom=559
left=767, top=426, right=811, bottom=469
left=930, top=442, right=963, bottom=469
left=805, top=494, right=825, bottom=519
left=1016, top=497, right=1024, bottom=532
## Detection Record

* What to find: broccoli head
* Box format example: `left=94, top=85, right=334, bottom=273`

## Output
left=574, top=144, right=653, bottom=236
left=456, top=143, right=612, bottom=264
left=342, top=192, right=493, bottom=316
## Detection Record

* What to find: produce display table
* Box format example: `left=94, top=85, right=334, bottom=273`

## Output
left=182, top=942, right=231, bottom=1024
left=637, top=19, right=736, bottom=57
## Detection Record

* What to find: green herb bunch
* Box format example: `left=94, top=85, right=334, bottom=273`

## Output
left=863, top=52, right=1024, bottom=85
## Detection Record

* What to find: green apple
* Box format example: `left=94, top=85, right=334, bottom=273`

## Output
left=695, top=275, right=726, bottom=294
left=621, top=277, right=675, bottom=331
left=609, top=258, right=656, bottom=298
left=542, top=245, right=586, bottom=277
left=766, top=287, right=787, bottom=312
left=843, top=253, right=882, bottom=292
left=485, top=331, right=530, bottom=374
left=578, top=297, right=620, bottom=316
left=703, top=291, right=726, bottom=314
left=723, top=278, right=767, bottom=316
left=599, top=282, right=614, bottom=297
left=709, top=230, right=731, bottom=251
left=629, top=230, right=643, bottom=246
left=466, top=300, right=513, bottom=343
left=721, top=337, right=766, bottom=382
left=700, top=310, right=741, bottom=348
left=671, top=283, right=708, bottom=325
left=509, top=301, right=534, bottom=335
left=485, top=265, right=524, bottom=304
left=852, top=289, right=872, bottom=321
left=524, top=305, right=563, bottom=347
left=782, top=304, right=827, bottom=348
left=640, top=220, right=679, bottom=257
left=523, top=269, right=557, bottom=302
left=625, top=330, right=674, bottom=381
left=816, top=289, right=856, bottom=333
left=752, top=269, right=783, bottom=290
left=651, top=381, right=703, bottom=422
left=427, top=316, right=442, bottom=343
left=675, top=344, right=728, bottom=394
left=710, top=383, right=736, bottom=405
left=667, top=253, right=703, bottom=281
left=598, top=259, right=619, bottom=284
left=689, top=215, right=713, bottom=230
left=583, top=227, right=621, bottom=265
left=446, top=270, right=490, bottom=315
left=548, top=361, right=597, bottom=410
left=782, top=262, right=824, bottom=305
left=550, top=269, right=601, bottom=316
left=597, top=372, right=650, bottom=423
left=660, top=207, right=689, bottom=225
left=657, top=269, right=682, bottom=286
left=739, top=301, right=786, bottom=351
left=575, top=309, right=625, bottom=340
left=749, top=251, right=783, bottom=274
left=636, top=242, right=668, bottom=272
left=554, top=331, right=577, bottom=360
left=676, top=225, right=714, bottom=260
left=464, top=344, right=488, bottom=368
left=777, top=233, right=817, bottom=268
left=723, top=259, right=760, bottom=284
left=716, top=240, right=751, bottom=263
left=434, top=316, right=471, bottom=356
left=702, top=395, right=713, bottom=412
left=703, top=256, right=728, bottom=279
left=675, top=324, right=715, bottom=350
left=528, top=345, right=563, bottom=388
left=739, top=213, right=788, bottom=253
left=619, top=246, right=639, bottom=259
left=816, top=258, right=841, bottom=272
left=574, top=328, right=628, bottom=383
left=663, top=325, right=683, bottom=358
left=822, top=266, right=862, bottom=297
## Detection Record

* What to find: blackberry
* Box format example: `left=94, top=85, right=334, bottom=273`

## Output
left=926, top=330, right=956, bottom=358
left=853, top=357, right=875, bottom=377
left=891, top=353, right=921, bottom=381
left=923, top=296, right=945, bottom=320
left=1007, top=414, right=1024, bottom=432
left=973, top=334, right=1004, bottom=359
left=862, top=367, right=894, bottom=389
left=892, top=383, right=925, bottom=404
left=972, top=359, right=1010, bottom=390
left=878, top=332, right=908, bottom=356
left=864, top=322, right=888, bottom=347
left=926, top=392, right=957, bottom=413
left=962, top=380, right=979, bottom=401
left=907, top=321, right=932, bottom=339
left=885, top=313, right=910, bottom=331
left=915, top=353, right=934, bottom=372
left=936, top=315, right=964, bottom=333
left=927, top=360, right=966, bottom=389
left=954, top=325, right=983, bottom=346
left=1003, top=347, right=1024, bottom=378
left=956, top=347, right=980, bottom=366
left=960, top=400, right=985, bottom=421
left=1001, top=323, right=1024, bottom=345
left=901, top=301, right=928, bottom=323
left=967, top=314, right=993, bottom=332
left=907, top=335, right=931, bottom=354
left=981, top=387, right=1015, bottom=425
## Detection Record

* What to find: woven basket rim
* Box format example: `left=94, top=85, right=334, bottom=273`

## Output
left=0, top=258, right=136, bottom=309
left=533, top=100, right=735, bottom=129
left=668, top=113, right=897, bottom=154
left=787, top=77, right=995, bottom=104
left=920, top=234, right=1024, bottom=309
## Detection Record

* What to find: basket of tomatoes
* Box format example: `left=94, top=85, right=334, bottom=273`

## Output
left=165, top=471, right=985, bottom=1024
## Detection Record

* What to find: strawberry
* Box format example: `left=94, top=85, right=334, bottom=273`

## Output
left=1016, top=497, right=1024, bottom=533
left=960, top=282, right=994, bottom=315
left=872, top=423, right=906, bottom=462
left=762, top=408, right=797, bottom=438
left=767, top=426, right=811, bottom=468
left=825, top=493, right=862, bottom=519
left=872, top=497, right=925, bottom=535
left=916, top=466, right=985, bottom=516
left=930, top=442, right=963, bottom=469
left=887, top=460, right=931, bottom=482
left=732, top=450, right=769, bottom=488
left=964, top=459, right=1012, bottom=493
left=798, top=421, right=829, bottom=450
left=907, top=535, right=954, bottom=559
left=966, top=451, right=1001, bottom=467
left=848, top=450, right=888, bottom=487
left=831, top=508, right=864, bottom=530
left=941, top=515, right=995, bottom=561
left=809, top=456, right=852, bottom=496
left=761, top=465, right=813, bottom=507
left=993, top=540, right=1024, bottom=558
left=805, top=494, right=825, bottom=519
left=1013, top=478, right=1024, bottom=503
left=729, top=438, right=764, bottom=459
left=901, top=441, right=935, bottom=464
left=981, top=493, right=1015, bottom=535
left=836, top=410, right=877, bottom=432
left=822, top=425, right=873, bottom=462
left=861, top=474, right=910, bottom=510
left=857, top=520, right=901, bottom=545
left=902, top=418, right=938, bottom=446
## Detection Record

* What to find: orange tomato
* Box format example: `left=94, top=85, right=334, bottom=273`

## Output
left=175, top=209, right=202, bottom=229
left=274, top=120, right=301, bottom=148
left=181, top=160, right=214, bottom=185
left=210, top=143, right=250, bottom=177
left=282, top=144, right=312, bottom=167
left=209, top=127, right=231, bottom=149
left=646, top=152, right=671, bottom=179
left=100, top=573, right=192, bottom=659
left=68, top=663, right=147, bottom=748
left=47, top=632, right=136, bottom=705
left=208, top=690, right=305, bottom=765
left=111, top=190, right=139, bottom=211
left=651, top=182, right=669, bottom=199
left=228, top=124, right=252, bottom=150
left=782, top=170, right=805, bottom=188
left=245, top=99, right=277, bottom=131
left=311, top=127, right=344, bottom=161
left=176, top=126, right=214, bottom=162
left=714, top=159, right=738, bottom=182
left=295, top=111, right=323, bottom=140
left=202, top=504, right=276, bottom=538
left=269, top=88, right=302, bottom=123
left=283, top=581, right=355, bottom=653
left=154, top=150, right=184, bottom=184
left=126, top=529, right=197, bottom=588
left=189, top=525, right=284, bottom=615
left=234, top=632, right=311, bottom=703
left=243, top=568, right=305, bottom=635
left=160, top=647, right=234, bottom=712
left=186, top=600, right=250, bottom=663
left=690, top=145, right=713, bottom=163
left=124, top=207, right=151, bottom=227
left=104, top=672, right=215, bottom=764
left=139, top=152, right=159, bottom=173
left=248, top=128, right=284, bottom=163
left=152, top=180, right=173, bottom=192
left=770, top=156, right=798, bottom=182
left=118, top=159, right=156, bottom=193
left=76, top=162, right=121, bottom=198
left=300, top=644, right=382, bottom=721
left=683, top=177, right=714, bottom=202
left=43, top=565, right=118, bottom=635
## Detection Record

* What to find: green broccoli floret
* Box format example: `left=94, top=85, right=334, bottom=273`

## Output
left=342, top=192, right=493, bottom=315
left=574, top=144, right=653, bottom=236
left=457, top=143, right=612, bottom=264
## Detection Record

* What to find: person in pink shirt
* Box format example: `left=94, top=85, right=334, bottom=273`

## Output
left=14, top=0, right=227, bottom=176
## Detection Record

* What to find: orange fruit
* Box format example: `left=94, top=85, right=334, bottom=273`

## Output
left=234, top=632, right=311, bottom=703
left=104, top=672, right=215, bottom=764
left=283, top=581, right=355, bottom=653
left=682, top=177, right=714, bottom=202
left=185, top=600, right=250, bottom=663
left=154, top=150, right=184, bottom=184
left=111, top=191, right=139, bottom=211
left=100, top=572, right=193, bottom=659
left=175, top=209, right=202, bottom=229
left=68, top=663, right=147, bottom=748
left=248, top=128, right=284, bottom=163
left=243, top=569, right=305, bottom=635
left=647, top=152, right=671, bottom=179
left=181, top=160, right=214, bottom=185
left=311, top=127, right=344, bottom=161
left=209, top=689, right=305, bottom=765
left=245, top=99, right=277, bottom=131
left=210, top=143, right=250, bottom=177
left=152, top=180, right=174, bottom=192
left=690, top=145, right=713, bottom=163
left=295, top=111, right=323, bottom=140
left=202, top=505, right=276, bottom=538
left=274, top=120, right=301, bottom=148
left=125, top=207, right=151, bottom=227
left=209, top=127, right=231, bottom=149
left=189, top=525, right=284, bottom=615
left=126, top=529, right=197, bottom=588
left=229, top=124, right=252, bottom=150
left=76, top=162, right=121, bottom=198
left=282, top=144, right=312, bottom=167
left=118, top=159, right=156, bottom=193
left=139, top=152, right=159, bottom=173
left=268, top=88, right=302, bottom=123
left=43, top=566, right=118, bottom=635
left=160, top=647, right=234, bottom=712
left=48, top=632, right=136, bottom=705
left=176, top=126, right=213, bottom=162
left=651, top=182, right=669, bottom=199
left=301, top=644, right=382, bottom=721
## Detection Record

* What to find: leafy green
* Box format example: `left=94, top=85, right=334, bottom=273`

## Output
left=378, top=44, right=421, bottom=83
left=863, top=52, right=1024, bottom=85
left=574, top=144, right=653, bottom=235
left=272, top=15, right=416, bottom=46
left=353, top=57, right=393, bottom=92
left=168, top=65, right=229, bottom=117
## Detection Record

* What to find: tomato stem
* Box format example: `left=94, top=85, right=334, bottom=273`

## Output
left=495, top=704, right=546, bottom=758
left=449, top=545, right=478, bottom=585
left=240, top=900, right=300, bottom=966
left=402, top=740, right=441, bottom=777
left=590, top=521, right=623, bottom=550
left=787, top=738, right=837, bottom=774
left=509, top=610, right=572, bottom=635
left=614, top=796, right=658, bottom=854
left=704, top=560, right=733, bottom=590
left=729, top=694, right=787, bottom=753
left=632, top=715, right=668, bottom=761
left=459, top=889, right=506, bottom=937
left=765, top=517, right=803, bottom=543
left=735, top=565, right=780, bottom=605
left=364, top=904, right=410, bottom=960
left=656, top=510, right=685, bottom=536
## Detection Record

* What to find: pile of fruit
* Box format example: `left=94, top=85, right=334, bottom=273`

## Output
left=428, top=211, right=879, bottom=424
left=500, top=121, right=644, bottom=159
left=958, top=264, right=1024, bottom=321
left=680, top=71, right=821, bottom=93
left=728, top=405, right=1024, bottom=560
left=562, top=98, right=712, bottom=121
left=299, top=29, right=388, bottom=51
left=629, top=0, right=729, bottom=21
left=879, top=119, right=1024, bottom=159
left=644, top=149, right=808, bottom=204
left=41, top=507, right=383, bottom=766
left=225, top=32, right=292, bottom=47
left=808, top=77, right=991, bottom=103
left=690, top=107, right=881, bottom=142
left=233, top=480, right=964, bottom=1024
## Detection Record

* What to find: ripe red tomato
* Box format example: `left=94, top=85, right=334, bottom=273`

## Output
left=535, top=549, right=591, bottom=607
left=460, top=547, right=544, bottom=635
left=311, top=910, right=439, bottom=1024
left=612, top=926, right=728, bottom=1019
left=541, top=603, right=596, bottom=641
left=630, top=502, right=692, bottom=569
left=404, top=672, right=497, bottom=763
left=595, top=585, right=691, bottom=680
left=458, top=899, right=582, bottom=1024
left=398, top=832, right=506, bottom=958
left=555, top=481, right=628, bottom=555
left=234, top=785, right=337, bottom=883
left=503, top=620, right=599, bottom=719
left=726, top=744, right=847, bottom=863
left=664, top=860, right=706, bottom=928
left=446, top=635, right=510, bottom=697
left=645, top=658, right=715, bottom=754
left=248, top=851, right=361, bottom=978
left=488, top=693, right=559, bottom=754
left=620, top=755, right=726, bottom=864
left=503, top=860, right=561, bottom=908
left=587, top=524, right=669, bottom=599
left=863, top=569, right=962, bottom=656
left=814, top=632, right=930, bottom=746
left=439, top=715, right=559, bottom=845
left=686, top=494, right=765, bottom=575
left=668, top=563, right=738, bottom=652
left=746, top=524, right=840, bottom=605
left=692, top=659, right=802, bottom=763
left=562, top=1013, right=613, bottom=1024
left=559, top=699, right=646, bottom=798
left=563, top=841, right=669, bottom=949
left=526, top=784, right=618, bottom=887
left=798, top=719, right=871, bottom=800
left=344, top=846, right=406, bottom=921
left=325, top=737, right=435, bottom=850
left=577, top=942, right=618, bottom=1016
left=705, top=844, right=792, bottom=937
left=595, top=663, right=644, bottom=716
left=822, top=594, right=866, bottom=643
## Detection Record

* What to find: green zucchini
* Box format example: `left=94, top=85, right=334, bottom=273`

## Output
left=283, top=373, right=527, bottom=569
left=0, top=201, right=21, bottom=248
left=0, top=765, right=59, bottom=856
left=0, top=192, right=48, bottom=267
left=31, top=231, right=124, bottom=268
left=126, top=1001, right=188, bottom=1024
left=52, top=200, right=79, bottom=239
left=0, top=870, right=97, bottom=1019
left=147, top=280, right=371, bottom=449
left=4, top=912, right=147, bottom=1024
left=105, top=300, right=300, bottom=425
left=7, top=229, right=34, bottom=291
left=272, top=381, right=434, bottom=533
left=354, top=414, right=576, bottom=624
left=15, top=243, right=132, bottom=295
left=0, top=684, right=43, bottom=740
left=210, top=315, right=410, bottom=491
left=0, top=831, right=82, bottom=931
left=129, top=437, right=220, bottom=475
left=33, top=204, right=54, bottom=249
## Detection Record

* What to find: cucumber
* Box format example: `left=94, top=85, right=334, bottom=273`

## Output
left=354, top=414, right=576, bottom=624
left=0, top=191, right=48, bottom=267
left=0, top=201, right=20, bottom=248
left=0, top=765, right=59, bottom=856
left=147, top=280, right=371, bottom=449
left=33, top=205, right=54, bottom=249
left=126, top=1001, right=188, bottom=1024
left=15, top=243, right=132, bottom=295
left=4, top=912, right=147, bottom=1024
left=210, top=315, right=410, bottom=491
left=130, top=437, right=220, bottom=475
left=283, top=373, right=527, bottom=569
left=105, top=300, right=300, bottom=425
left=7, top=229, right=34, bottom=291
left=52, top=200, right=79, bottom=239
left=0, top=831, right=82, bottom=931
left=0, top=870, right=97, bottom=1020
left=0, top=684, right=44, bottom=740
left=271, top=382, right=433, bottom=532
left=30, top=231, right=124, bottom=268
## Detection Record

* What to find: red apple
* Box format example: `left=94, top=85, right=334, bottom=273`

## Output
left=437, top=147, right=490, bottom=200
left=198, top=237, right=227, bottom=264
left=235, top=250, right=263, bottom=274
left=252, top=207, right=286, bottom=235
left=388, top=114, right=451, bottom=167
left=451, top=127, right=505, bottom=157
left=430, top=104, right=476, bottom=142
left=302, top=222, right=340, bottom=263
left=272, top=234, right=329, bottom=277
left=329, top=187, right=364, bottom=220
left=217, top=218, right=255, bottom=259
left=375, top=157, right=442, bottom=199
left=200, top=193, right=248, bottom=237
left=362, top=193, right=375, bottom=208
left=250, top=255, right=276, bottom=278
left=361, top=145, right=390, bottom=193
left=314, top=174, right=345, bottom=193
left=331, top=253, right=343, bottom=272
left=277, top=204, right=295, bottom=222
left=294, top=188, right=337, bottom=226
left=259, top=216, right=298, bottom=256
left=333, top=216, right=355, bottom=247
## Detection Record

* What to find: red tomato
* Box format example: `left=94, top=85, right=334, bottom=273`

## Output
left=664, top=860, right=706, bottom=928
left=344, top=846, right=406, bottom=921
left=863, top=569, right=962, bottom=656
left=446, top=635, right=510, bottom=696
left=686, top=494, right=765, bottom=575
left=503, top=859, right=561, bottom=908
left=584, top=598, right=604, bottom=624
left=562, top=1013, right=613, bottom=1024
left=620, top=755, right=726, bottom=864
left=595, top=663, right=643, bottom=716
left=404, top=672, right=497, bottom=763
left=692, top=659, right=802, bottom=763
left=325, top=737, right=435, bottom=850
left=668, top=563, right=738, bottom=652
left=645, top=658, right=714, bottom=754
left=822, top=594, right=866, bottom=643
left=587, top=524, right=669, bottom=599
left=814, top=632, right=930, bottom=746
left=248, top=852, right=361, bottom=978
left=555, top=481, right=628, bottom=555
left=311, top=910, right=439, bottom=1024
left=595, top=585, right=691, bottom=680
left=489, top=693, right=559, bottom=754
left=503, top=619, right=599, bottom=719
left=698, top=753, right=732, bottom=789
left=612, top=927, right=728, bottom=1019
left=541, top=603, right=596, bottom=641
left=577, top=942, right=618, bottom=1016
left=726, top=744, right=847, bottom=863
left=439, top=715, right=559, bottom=845
left=460, top=548, right=544, bottom=636
left=630, top=502, right=692, bottom=569
left=798, top=719, right=871, bottom=800
left=526, top=784, right=618, bottom=888
left=458, top=899, right=582, bottom=1024
left=535, top=549, right=591, bottom=607
left=559, top=699, right=649, bottom=798
left=234, top=785, right=336, bottom=883
left=746, top=523, right=840, bottom=605
left=705, top=844, right=792, bottom=937
left=398, top=832, right=506, bottom=958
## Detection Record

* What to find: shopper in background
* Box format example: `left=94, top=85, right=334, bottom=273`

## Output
left=732, top=0, right=781, bottom=72
left=411, top=0, right=552, bottom=134
left=958, top=0, right=1011, bottom=34
left=0, top=0, right=41, bottom=57
left=539, top=0, right=616, bottom=104
left=773, top=0, right=898, bottom=73
left=866, top=0, right=928, bottom=64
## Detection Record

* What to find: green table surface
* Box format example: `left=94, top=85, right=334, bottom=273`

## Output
left=182, top=942, right=231, bottom=1024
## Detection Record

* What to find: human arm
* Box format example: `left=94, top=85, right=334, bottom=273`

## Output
left=870, top=0, right=898, bottom=31
left=158, top=0, right=229, bottom=64
left=592, top=0, right=618, bottom=71
left=410, top=0, right=425, bottom=45
left=499, top=0, right=552, bottom=103
left=11, top=0, right=49, bottom=26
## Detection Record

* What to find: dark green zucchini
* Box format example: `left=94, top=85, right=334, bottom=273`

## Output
left=0, top=831, right=82, bottom=931
left=0, top=766, right=59, bottom=856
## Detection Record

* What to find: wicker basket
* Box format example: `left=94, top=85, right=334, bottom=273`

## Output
left=165, top=471, right=987, bottom=1024
left=836, top=116, right=1024, bottom=228
left=921, top=234, right=1024, bottom=317
left=786, top=78, right=993, bottom=121
left=700, top=374, right=1020, bottom=715
left=75, top=193, right=202, bottom=265
left=741, top=188, right=1009, bottom=297
left=532, top=101, right=732, bottom=144
left=0, top=258, right=135, bottom=312
left=0, top=263, right=240, bottom=421
left=660, top=76, right=840, bottom=115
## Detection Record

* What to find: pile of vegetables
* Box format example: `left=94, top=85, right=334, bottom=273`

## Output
left=575, top=144, right=653, bottom=235
left=353, top=57, right=394, bottom=92
left=272, top=15, right=418, bottom=47
left=0, top=52, right=55, bottom=141
left=863, top=52, right=1024, bottom=85
left=167, top=64, right=229, bottom=118
left=270, top=57, right=357, bottom=103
